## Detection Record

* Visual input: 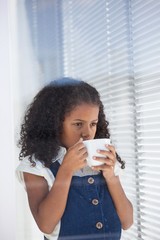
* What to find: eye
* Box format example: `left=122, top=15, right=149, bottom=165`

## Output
left=91, top=122, right=98, bottom=127
left=74, top=122, right=83, bottom=127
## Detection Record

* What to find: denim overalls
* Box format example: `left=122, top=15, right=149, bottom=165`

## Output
left=45, top=161, right=121, bottom=240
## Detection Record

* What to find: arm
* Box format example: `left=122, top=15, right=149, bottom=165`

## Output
left=92, top=145, right=133, bottom=230
left=24, top=139, right=87, bottom=234
left=105, top=175, right=133, bottom=230
left=24, top=165, right=73, bottom=234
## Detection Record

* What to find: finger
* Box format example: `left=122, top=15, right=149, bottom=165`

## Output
left=92, top=164, right=114, bottom=171
left=106, top=144, right=116, bottom=157
left=96, top=150, right=115, bottom=161
left=71, top=139, right=85, bottom=151
left=93, top=156, right=114, bottom=166
left=80, top=148, right=88, bottom=158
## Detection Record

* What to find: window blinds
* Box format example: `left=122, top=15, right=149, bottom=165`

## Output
left=62, top=0, right=110, bottom=80
left=61, top=0, right=160, bottom=239
left=131, top=0, right=160, bottom=239
left=23, top=0, right=160, bottom=239
left=61, top=1, right=137, bottom=238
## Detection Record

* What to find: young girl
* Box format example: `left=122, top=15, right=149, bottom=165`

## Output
left=16, top=77, right=133, bottom=240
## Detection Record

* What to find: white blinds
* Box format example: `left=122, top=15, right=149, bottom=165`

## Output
left=135, top=79, right=160, bottom=240
left=61, top=1, right=137, bottom=238
left=132, top=0, right=160, bottom=239
left=62, top=0, right=109, bottom=80
left=61, top=0, right=160, bottom=239
left=20, top=0, right=160, bottom=239
left=100, top=2, right=137, bottom=238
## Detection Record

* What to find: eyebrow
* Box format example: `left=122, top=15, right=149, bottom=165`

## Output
left=73, top=119, right=98, bottom=122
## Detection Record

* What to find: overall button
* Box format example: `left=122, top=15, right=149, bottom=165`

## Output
left=88, top=177, right=94, bottom=184
left=92, top=199, right=99, bottom=205
left=96, top=222, right=103, bottom=229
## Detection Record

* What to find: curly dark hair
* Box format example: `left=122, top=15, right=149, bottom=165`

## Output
left=18, top=77, right=125, bottom=169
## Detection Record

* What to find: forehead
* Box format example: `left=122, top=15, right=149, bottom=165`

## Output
left=65, top=103, right=99, bottom=120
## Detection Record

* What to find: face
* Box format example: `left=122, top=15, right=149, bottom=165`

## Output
left=60, top=103, right=99, bottom=149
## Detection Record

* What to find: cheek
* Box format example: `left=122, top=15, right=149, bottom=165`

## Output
left=61, top=126, right=79, bottom=144
left=63, top=135, right=80, bottom=149
left=68, top=129, right=83, bottom=145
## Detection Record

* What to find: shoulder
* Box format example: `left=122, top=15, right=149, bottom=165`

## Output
left=16, top=156, right=55, bottom=190
left=16, top=147, right=67, bottom=190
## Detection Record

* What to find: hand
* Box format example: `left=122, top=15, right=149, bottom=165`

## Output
left=61, top=138, right=88, bottom=174
left=91, top=144, right=116, bottom=181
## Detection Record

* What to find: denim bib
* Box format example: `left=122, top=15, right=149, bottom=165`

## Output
left=46, top=161, right=121, bottom=240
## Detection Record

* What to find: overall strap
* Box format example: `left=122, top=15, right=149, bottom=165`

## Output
left=49, top=160, right=60, bottom=177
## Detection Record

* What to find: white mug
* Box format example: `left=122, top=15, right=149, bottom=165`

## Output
left=83, top=138, right=110, bottom=167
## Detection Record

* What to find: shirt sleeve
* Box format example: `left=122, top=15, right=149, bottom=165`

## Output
left=16, top=157, right=55, bottom=190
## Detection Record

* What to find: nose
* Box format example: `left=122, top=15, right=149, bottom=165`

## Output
left=81, top=125, right=92, bottom=140
left=81, top=133, right=90, bottom=141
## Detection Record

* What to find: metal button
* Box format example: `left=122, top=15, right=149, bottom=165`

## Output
left=88, top=177, right=94, bottom=184
left=96, top=222, right=103, bottom=229
left=92, top=199, right=99, bottom=205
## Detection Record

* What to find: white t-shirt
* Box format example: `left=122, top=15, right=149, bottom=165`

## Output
left=16, top=147, right=121, bottom=240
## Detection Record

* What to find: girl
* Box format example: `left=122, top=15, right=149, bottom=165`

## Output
left=16, top=77, right=133, bottom=240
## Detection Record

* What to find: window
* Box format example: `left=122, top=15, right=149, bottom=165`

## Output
left=25, top=0, right=63, bottom=81
left=17, top=0, right=160, bottom=239
left=61, top=0, right=160, bottom=239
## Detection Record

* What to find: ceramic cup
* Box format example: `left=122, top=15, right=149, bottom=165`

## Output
left=83, top=138, right=110, bottom=167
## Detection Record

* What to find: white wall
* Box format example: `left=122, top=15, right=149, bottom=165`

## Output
left=0, top=0, right=44, bottom=239
left=0, top=0, right=16, bottom=239
left=13, top=1, right=44, bottom=239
